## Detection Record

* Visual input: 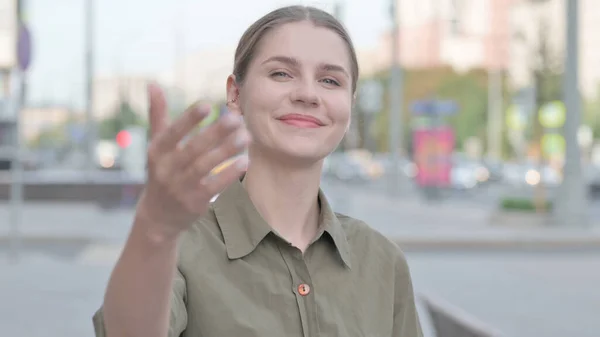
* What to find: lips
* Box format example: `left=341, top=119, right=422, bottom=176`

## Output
left=277, top=114, right=325, bottom=128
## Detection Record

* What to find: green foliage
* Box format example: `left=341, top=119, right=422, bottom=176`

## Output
left=28, top=125, right=68, bottom=149
left=438, top=69, right=489, bottom=151
left=367, top=67, right=491, bottom=153
left=98, top=100, right=146, bottom=140
left=584, top=86, right=600, bottom=138
left=500, top=197, right=553, bottom=212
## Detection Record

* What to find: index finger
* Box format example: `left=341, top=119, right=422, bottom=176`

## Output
left=148, top=83, right=169, bottom=139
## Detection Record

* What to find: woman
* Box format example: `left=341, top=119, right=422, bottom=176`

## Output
left=94, top=5, right=422, bottom=337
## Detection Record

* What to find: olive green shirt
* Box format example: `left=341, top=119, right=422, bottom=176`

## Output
left=93, top=179, right=422, bottom=337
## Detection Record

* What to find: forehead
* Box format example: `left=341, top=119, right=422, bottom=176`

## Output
left=253, top=21, right=351, bottom=70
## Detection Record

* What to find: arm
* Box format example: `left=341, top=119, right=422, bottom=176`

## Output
left=94, top=212, right=187, bottom=337
left=392, top=248, right=423, bottom=337
left=92, top=84, right=247, bottom=337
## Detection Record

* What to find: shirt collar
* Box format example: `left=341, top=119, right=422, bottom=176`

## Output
left=213, top=178, right=352, bottom=268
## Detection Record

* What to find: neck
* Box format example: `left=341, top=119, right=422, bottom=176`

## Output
left=242, top=149, right=324, bottom=249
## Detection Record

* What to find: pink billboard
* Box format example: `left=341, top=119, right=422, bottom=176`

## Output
left=413, top=127, right=454, bottom=187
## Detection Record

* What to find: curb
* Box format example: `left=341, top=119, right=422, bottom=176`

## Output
left=0, top=234, right=106, bottom=246
left=3, top=231, right=600, bottom=252
left=393, top=235, right=600, bottom=251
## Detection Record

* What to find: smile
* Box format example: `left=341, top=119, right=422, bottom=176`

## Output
left=277, top=114, right=324, bottom=128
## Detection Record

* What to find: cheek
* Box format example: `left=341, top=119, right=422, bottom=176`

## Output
left=329, top=99, right=352, bottom=128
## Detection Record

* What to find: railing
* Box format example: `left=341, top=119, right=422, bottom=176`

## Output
left=419, top=293, right=505, bottom=337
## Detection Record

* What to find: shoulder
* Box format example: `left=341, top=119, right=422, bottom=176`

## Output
left=336, top=212, right=410, bottom=274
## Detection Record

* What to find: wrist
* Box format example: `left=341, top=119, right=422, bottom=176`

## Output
left=131, top=207, right=181, bottom=250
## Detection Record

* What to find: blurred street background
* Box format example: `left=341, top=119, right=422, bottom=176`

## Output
left=1, top=0, right=600, bottom=336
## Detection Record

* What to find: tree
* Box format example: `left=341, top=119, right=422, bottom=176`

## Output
left=367, top=66, right=490, bottom=153
left=583, top=85, right=600, bottom=138
left=28, top=124, right=68, bottom=149
left=98, top=100, right=146, bottom=140
left=512, top=6, right=563, bottom=213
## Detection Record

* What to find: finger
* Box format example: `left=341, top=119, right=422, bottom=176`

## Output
left=148, top=83, right=169, bottom=139
left=154, top=103, right=211, bottom=152
left=176, top=113, right=244, bottom=168
left=177, top=128, right=250, bottom=187
left=193, top=156, right=249, bottom=202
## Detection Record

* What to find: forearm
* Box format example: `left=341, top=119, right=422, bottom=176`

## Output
left=102, top=215, right=179, bottom=337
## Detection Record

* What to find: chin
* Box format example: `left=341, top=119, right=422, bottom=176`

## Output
left=266, top=143, right=333, bottom=167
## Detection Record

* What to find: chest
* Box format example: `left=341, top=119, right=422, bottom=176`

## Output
left=181, top=245, right=395, bottom=337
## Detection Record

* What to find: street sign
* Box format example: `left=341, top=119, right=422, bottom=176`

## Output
left=0, top=0, right=17, bottom=69
left=17, top=23, right=31, bottom=71
left=68, top=124, right=85, bottom=144
left=413, top=127, right=454, bottom=187
left=358, top=80, right=384, bottom=114
left=539, top=101, right=566, bottom=129
left=411, top=99, right=459, bottom=116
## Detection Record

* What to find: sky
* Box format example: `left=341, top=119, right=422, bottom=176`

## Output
left=22, top=0, right=391, bottom=108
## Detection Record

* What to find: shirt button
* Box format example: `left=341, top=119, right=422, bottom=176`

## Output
left=297, top=283, right=311, bottom=296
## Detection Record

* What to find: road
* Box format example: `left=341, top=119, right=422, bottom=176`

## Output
left=407, top=250, right=600, bottom=337
left=353, top=176, right=600, bottom=221
left=0, top=178, right=598, bottom=337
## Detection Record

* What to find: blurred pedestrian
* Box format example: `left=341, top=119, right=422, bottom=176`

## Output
left=93, top=5, right=422, bottom=337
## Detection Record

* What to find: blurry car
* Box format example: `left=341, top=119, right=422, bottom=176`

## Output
left=449, top=155, right=490, bottom=190
left=482, top=159, right=504, bottom=182
left=450, top=164, right=478, bottom=190
left=503, top=162, right=562, bottom=187
left=372, top=154, right=417, bottom=179
left=325, top=151, right=382, bottom=182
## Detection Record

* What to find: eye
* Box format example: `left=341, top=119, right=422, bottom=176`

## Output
left=321, top=78, right=341, bottom=86
left=270, top=71, right=291, bottom=78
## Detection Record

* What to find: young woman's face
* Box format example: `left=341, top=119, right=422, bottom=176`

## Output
left=232, top=21, right=353, bottom=166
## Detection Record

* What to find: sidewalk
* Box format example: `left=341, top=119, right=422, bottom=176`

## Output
left=1, top=185, right=600, bottom=252
left=326, top=183, right=600, bottom=251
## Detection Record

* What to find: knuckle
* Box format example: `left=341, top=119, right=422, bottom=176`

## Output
left=197, top=176, right=211, bottom=191
left=147, top=144, right=161, bottom=165
left=193, top=159, right=209, bottom=177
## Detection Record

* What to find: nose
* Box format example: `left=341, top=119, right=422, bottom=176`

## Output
left=290, top=79, right=320, bottom=107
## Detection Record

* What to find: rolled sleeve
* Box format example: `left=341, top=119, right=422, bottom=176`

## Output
left=92, top=268, right=188, bottom=337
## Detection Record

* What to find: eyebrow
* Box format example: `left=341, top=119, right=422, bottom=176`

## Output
left=261, top=55, right=350, bottom=78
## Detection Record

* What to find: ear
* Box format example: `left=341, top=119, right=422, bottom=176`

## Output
left=226, top=74, right=241, bottom=114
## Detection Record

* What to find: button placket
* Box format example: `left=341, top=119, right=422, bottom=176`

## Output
left=278, top=243, right=319, bottom=337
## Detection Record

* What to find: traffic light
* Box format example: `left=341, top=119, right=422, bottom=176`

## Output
left=116, top=130, right=132, bottom=148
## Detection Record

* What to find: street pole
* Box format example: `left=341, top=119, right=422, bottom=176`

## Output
left=555, top=0, right=586, bottom=226
left=173, top=0, right=186, bottom=106
left=487, top=68, right=503, bottom=161
left=333, top=1, right=342, bottom=21
left=8, top=0, right=26, bottom=263
left=388, top=0, right=404, bottom=196
left=85, top=0, right=95, bottom=175
left=9, top=70, right=24, bottom=263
